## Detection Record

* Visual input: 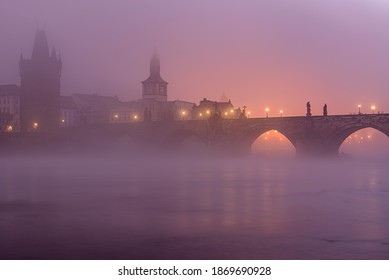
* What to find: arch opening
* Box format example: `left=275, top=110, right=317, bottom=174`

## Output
left=251, top=130, right=296, bottom=158
left=339, top=128, right=389, bottom=159
left=178, top=134, right=208, bottom=155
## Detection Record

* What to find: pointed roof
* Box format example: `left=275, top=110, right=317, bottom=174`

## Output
left=32, top=30, right=50, bottom=60
left=142, top=50, right=168, bottom=84
left=219, top=93, right=229, bottom=102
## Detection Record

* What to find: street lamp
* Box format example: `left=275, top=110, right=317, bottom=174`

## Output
left=265, top=108, right=269, bottom=118
left=371, top=105, right=376, bottom=114
left=358, top=104, right=361, bottom=114
left=280, top=110, right=283, bottom=117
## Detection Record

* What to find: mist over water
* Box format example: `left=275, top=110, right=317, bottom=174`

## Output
left=1, top=153, right=388, bottom=259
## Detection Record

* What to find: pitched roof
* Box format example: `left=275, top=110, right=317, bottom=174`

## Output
left=142, top=74, right=168, bottom=84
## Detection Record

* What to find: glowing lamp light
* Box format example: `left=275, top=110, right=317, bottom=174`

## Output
left=33, top=122, right=39, bottom=129
left=206, top=110, right=210, bottom=114
left=133, top=115, right=138, bottom=120
left=230, top=109, right=234, bottom=113
left=181, top=111, right=186, bottom=116
left=6, top=125, right=13, bottom=133
left=61, top=119, right=65, bottom=123
left=114, top=114, right=119, bottom=119
left=224, top=112, right=228, bottom=116
left=199, top=113, right=203, bottom=117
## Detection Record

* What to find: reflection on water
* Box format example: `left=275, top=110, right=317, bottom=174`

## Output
left=0, top=156, right=389, bottom=259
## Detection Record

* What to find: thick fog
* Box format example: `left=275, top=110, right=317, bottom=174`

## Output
left=1, top=0, right=389, bottom=115
left=1, top=0, right=389, bottom=260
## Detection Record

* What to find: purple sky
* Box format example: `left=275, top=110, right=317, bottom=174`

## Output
left=1, top=0, right=389, bottom=117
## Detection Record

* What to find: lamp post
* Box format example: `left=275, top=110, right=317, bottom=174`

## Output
left=265, top=108, right=269, bottom=118
left=371, top=105, right=376, bottom=114
left=358, top=104, right=361, bottom=114
left=280, top=110, right=283, bottom=117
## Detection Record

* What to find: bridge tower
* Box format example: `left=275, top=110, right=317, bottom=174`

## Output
left=19, top=30, right=62, bottom=132
left=141, top=51, right=168, bottom=102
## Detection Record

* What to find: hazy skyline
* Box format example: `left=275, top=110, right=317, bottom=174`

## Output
left=1, top=0, right=389, bottom=117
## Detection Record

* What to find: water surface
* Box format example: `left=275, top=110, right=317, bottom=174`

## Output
left=0, top=156, right=388, bottom=259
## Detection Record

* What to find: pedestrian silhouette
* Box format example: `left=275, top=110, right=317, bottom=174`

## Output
left=306, top=102, right=312, bottom=116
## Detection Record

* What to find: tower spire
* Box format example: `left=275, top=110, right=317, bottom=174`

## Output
left=150, top=49, right=160, bottom=76
left=32, top=30, right=49, bottom=59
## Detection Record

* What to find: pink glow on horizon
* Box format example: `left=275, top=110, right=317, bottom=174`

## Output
left=0, top=0, right=388, bottom=118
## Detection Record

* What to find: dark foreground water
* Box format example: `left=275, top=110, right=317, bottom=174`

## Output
left=0, top=155, right=388, bottom=259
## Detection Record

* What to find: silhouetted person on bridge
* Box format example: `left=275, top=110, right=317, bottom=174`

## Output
left=306, top=102, right=312, bottom=117
left=240, top=106, right=247, bottom=119
left=323, top=104, right=328, bottom=116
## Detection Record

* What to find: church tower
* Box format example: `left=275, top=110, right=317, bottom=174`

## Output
left=19, top=30, right=62, bottom=132
left=141, top=51, right=168, bottom=102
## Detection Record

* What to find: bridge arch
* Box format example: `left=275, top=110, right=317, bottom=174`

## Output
left=165, top=129, right=208, bottom=153
left=248, top=128, right=297, bottom=156
left=325, top=123, right=389, bottom=155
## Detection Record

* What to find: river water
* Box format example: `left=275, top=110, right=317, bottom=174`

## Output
left=0, top=155, right=388, bottom=259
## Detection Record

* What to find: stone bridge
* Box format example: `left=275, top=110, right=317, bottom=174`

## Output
left=79, top=114, right=389, bottom=156
left=1, top=114, right=388, bottom=156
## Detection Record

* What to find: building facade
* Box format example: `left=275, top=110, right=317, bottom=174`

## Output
left=0, top=85, right=21, bottom=132
left=60, top=96, right=79, bottom=127
left=192, top=98, right=241, bottom=120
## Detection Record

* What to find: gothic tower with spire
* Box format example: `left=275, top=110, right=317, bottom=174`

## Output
left=19, top=30, right=62, bottom=132
left=141, top=51, right=168, bottom=102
